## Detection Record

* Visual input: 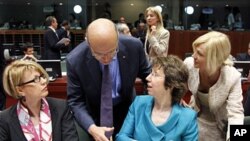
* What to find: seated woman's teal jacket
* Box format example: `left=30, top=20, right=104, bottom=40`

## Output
left=116, top=95, right=198, bottom=141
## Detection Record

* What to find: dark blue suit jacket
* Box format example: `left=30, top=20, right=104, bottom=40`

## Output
left=0, top=97, right=79, bottom=141
left=43, top=28, right=65, bottom=60
left=57, top=28, right=69, bottom=39
left=66, top=35, right=151, bottom=134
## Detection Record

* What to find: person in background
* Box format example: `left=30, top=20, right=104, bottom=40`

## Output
left=69, top=13, right=81, bottom=29
left=184, top=31, right=244, bottom=141
left=119, top=16, right=126, bottom=23
left=66, top=18, right=151, bottom=141
left=162, top=13, right=174, bottom=29
left=144, top=6, right=170, bottom=59
left=57, top=20, right=72, bottom=53
left=116, top=23, right=131, bottom=36
left=225, top=6, right=235, bottom=30
left=233, top=6, right=243, bottom=29
left=21, top=42, right=38, bottom=61
left=236, top=42, right=250, bottom=61
left=43, top=16, right=70, bottom=60
left=57, top=20, right=71, bottom=40
left=116, top=55, right=198, bottom=141
left=134, top=22, right=147, bottom=45
left=134, top=13, right=146, bottom=28
left=0, top=60, right=79, bottom=141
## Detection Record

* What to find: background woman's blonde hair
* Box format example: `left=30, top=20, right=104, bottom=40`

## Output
left=3, top=60, right=49, bottom=99
left=192, top=31, right=232, bottom=76
left=145, top=6, right=164, bottom=34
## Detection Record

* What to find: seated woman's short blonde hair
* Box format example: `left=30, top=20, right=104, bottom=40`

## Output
left=3, top=60, right=49, bottom=99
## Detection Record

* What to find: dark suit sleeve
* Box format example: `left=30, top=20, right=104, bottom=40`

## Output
left=0, top=111, right=10, bottom=140
left=45, top=30, right=65, bottom=50
left=136, top=38, right=151, bottom=83
left=61, top=102, right=79, bottom=141
left=66, top=57, right=95, bottom=131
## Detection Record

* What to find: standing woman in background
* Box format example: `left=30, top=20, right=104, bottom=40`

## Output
left=144, top=6, right=170, bottom=59
left=184, top=31, right=244, bottom=141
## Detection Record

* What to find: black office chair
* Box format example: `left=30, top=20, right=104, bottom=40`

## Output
left=184, top=52, right=193, bottom=59
left=244, top=116, right=250, bottom=125
left=244, top=86, right=250, bottom=116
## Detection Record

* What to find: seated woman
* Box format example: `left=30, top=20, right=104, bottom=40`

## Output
left=0, top=60, right=79, bottom=141
left=116, top=55, right=198, bottom=141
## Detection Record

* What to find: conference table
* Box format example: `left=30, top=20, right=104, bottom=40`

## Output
left=5, top=76, right=250, bottom=108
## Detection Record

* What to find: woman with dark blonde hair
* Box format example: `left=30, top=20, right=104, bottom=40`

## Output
left=144, top=6, right=170, bottom=59
left=0, top=60, right=79, bottom=141
left=184, top=31, right=244, bottom=141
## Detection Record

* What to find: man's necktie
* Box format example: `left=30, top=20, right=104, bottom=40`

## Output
left=100, top=65, right=113, bottom=138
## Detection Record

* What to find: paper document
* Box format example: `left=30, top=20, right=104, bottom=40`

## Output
left=57, top=38, right=70, bottom=45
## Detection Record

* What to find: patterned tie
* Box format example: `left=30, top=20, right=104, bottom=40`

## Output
left=100, top=65, right=113, bottom=138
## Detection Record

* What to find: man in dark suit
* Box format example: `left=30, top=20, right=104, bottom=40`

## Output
left=236, top=42, right=250, bottom=61
left=66, top=18, right=151, bottom=140
left=57, top=20, right=71, bottom=53
left=43, top=16, right=70, bottom=60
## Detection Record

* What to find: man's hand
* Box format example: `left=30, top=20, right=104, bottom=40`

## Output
left=23, top=54, right=37, bottom=61
left=64, top=39, right=70, bottom=46
left=88, top=124, right=114, bottom=141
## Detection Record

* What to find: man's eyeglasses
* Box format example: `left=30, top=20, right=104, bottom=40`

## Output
left=18, top=74, right=46, bottom=86
left=91, top=48, right=119, bottom=59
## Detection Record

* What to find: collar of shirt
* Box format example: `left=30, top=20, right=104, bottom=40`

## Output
left=48, top=26, right=56, bottom=33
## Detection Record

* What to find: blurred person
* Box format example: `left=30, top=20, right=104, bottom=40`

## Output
left=116, top=23, right=131, bottom=36
left=43, top=16, right=70, bottom=60
left=116, top=55, right=198, bottom=141
left=21, top=42, right=38, bottom=61
left=57, top=20, right=71, bottom=40
left=66, top=18, right=151, bottom=141
left=162, top=13, right=174, bottom=29
left=236, top=42, right=250, bottom=61
left=57, top=20, right=72, bottom=53
left=134, top=22, right=147, bottom=45
left=184, top=31, right=244, bottom=141
left=134, top=13, right=146, bottom=28
left=119, top=16, right=126, bottom=23
left=69, top=13, right=81, bottom=29
left=233, top=6, right=243, bottom=29
left=225, top=6, right=235, bottom=30
left=144, top=6, right=170, bottom=59
left=0, top=60, right=79, bottom=141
